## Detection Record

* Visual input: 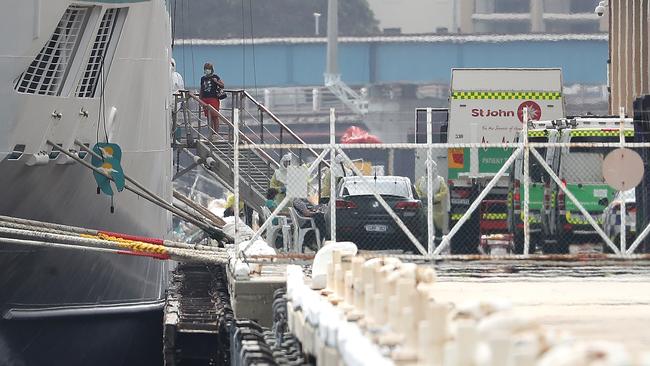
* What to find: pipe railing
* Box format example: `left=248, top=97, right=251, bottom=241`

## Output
left=178, top=90, right=330, bottom=166
left=242, top=89, right=326, bottom=163
left=187, top=93, right=280, bottom=169
left=175, top=89, right=331, bottom=202
left=183, top=115, right=271, bottom=194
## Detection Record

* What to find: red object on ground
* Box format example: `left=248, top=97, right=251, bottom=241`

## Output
left=340, top=126, right=381, bottom=144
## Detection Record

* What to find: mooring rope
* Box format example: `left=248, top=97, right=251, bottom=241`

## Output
left=0, top=215, right=227, bottom=254
left=0, top=225, right=230, bottom=264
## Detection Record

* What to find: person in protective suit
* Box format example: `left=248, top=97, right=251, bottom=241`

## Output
left=415, top=163, right=450, bottom=242
left=320, top=154, right=351, bottom=204
left=223, top=193, right=244, bottom=218
left=269, top=153, right=295, bottom=205
left=223, top=194, right=234, bottom=217
left=170, top=58, right=185, bottom=141
left=171, top=58, right=185, bottom=94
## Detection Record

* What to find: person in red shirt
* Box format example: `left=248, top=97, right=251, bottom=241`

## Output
left=199, top=62, right=225, bottom=137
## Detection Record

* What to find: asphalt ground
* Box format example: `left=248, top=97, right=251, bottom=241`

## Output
left=432, top=257, right=650, bottom=357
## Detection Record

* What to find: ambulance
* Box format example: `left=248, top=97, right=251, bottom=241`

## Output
left=549, top=117, right=634, bottom=252
left=446, top=68, right=565, bottom=253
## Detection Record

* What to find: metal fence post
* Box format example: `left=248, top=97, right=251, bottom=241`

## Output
left=426, top=108, right=435, bottom=256
left=619, top=107, right=627, bottom=255
left=330, top=108, right=337, bottom=242
left=279, top=129, right=284, bottom=164
left=260, top=107, right=264, bottom=144
left=313, top=88, right=321, bottom=112
left=231, top=91, right=237, bottom=131
left=182, top=92, right=193, bottom=147
left=171, top=94, right=178, bottom=146
left=523, top=108, right=531, bottom=255
left=318, top=162, right=322, bottom=203
left=234, top=108, right=240, bottom=257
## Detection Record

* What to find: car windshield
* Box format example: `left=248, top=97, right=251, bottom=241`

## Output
left=341, top=179, right=411, bottom=198
left=561, top=151, right=605, bottom=184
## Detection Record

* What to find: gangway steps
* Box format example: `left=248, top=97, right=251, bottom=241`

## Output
left=195, top=140, right=272, bottom=211
left=174, top=90, right=323, bottom=217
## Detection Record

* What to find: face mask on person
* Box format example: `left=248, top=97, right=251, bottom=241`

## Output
left=204, top=69, right=213, bottom=76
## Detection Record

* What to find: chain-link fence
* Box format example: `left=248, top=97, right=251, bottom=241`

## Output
left=230, top=108, right=650, bottom=258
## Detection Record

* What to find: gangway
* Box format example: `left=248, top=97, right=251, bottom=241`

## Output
left=172, top=90, right=326, bottom=217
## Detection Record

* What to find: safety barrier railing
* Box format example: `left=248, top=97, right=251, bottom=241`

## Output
left=234, top=108, right=650, bottom=258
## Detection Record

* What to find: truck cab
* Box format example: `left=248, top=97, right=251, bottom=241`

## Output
left=445, top=68, right=565, bottom=254
left=549, top=118, right=634, bottom=252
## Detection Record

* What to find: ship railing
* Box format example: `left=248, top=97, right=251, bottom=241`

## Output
left=173, top=92, right=274, bottom=195
left=227, top=89, right=327, bottom=166
left=227, top=89, right=330, bottom=203
left=174, top=90, right=327, bottom=165
left=173, top=89, right=329, bottom=202
left=234, top=86, right=354, bottom=114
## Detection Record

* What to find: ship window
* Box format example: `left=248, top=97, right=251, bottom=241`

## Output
left=78, top=143, right=91, bottom=160
left=76, top=8, right=127, bottom=98
left=49, top=143, right=63, bottom=160
left=7, top=145, right=26, bottom=160
left=15, top=6, right=91, bottom=96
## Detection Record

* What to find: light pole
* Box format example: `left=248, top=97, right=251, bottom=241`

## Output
left=314, top=12, right=321, bottom=36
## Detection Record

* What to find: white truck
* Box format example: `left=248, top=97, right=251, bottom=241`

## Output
left=416, top=68, right=566, bottom=253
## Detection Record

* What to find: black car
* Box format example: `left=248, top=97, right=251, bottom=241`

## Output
left=327, top=176, right=425, bottom=252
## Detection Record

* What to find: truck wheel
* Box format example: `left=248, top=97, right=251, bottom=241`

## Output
left=513, top=230, right=524, bottom=254
left=542, top=240, right=557, bottom=254
left=544, top=234, right=570, bottom=254
left=450, top=211, right=480, bottom=254
left=450, top=235, right=479, bottom=254
left=514, top=232, right=541, bottom=254
left=557, top=233, right=571, bottom=253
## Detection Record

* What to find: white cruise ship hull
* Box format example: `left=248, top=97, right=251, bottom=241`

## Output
left=0, top=1, right=174, bottom=364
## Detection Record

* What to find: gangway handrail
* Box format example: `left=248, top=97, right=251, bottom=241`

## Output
left=239, top=89, right=328, bottom=166
left=187, top=92, right=280, bottom=169
left=187, top=90, right=329, bottom=168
